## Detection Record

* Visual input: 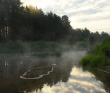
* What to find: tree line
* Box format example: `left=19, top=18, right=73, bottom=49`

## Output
left=0, top=0, right=109, bottom=45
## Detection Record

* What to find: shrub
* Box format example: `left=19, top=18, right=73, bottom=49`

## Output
left=80, top=55, right=107, bottom=68
left=30, top=41, right=60, bottom=51
left=88, top=55, right=106, bottom=68
left=79, top=55, right=93, bottom=67
left=80, top=36, right=110, bottom=68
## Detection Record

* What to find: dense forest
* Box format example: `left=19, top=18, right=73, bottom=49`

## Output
left=0, top=0, right=109, bottom=45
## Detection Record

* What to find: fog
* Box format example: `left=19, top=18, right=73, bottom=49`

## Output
left=0, top=50, right=109, bottom=93
left=0, top=50, right=87, bottom=74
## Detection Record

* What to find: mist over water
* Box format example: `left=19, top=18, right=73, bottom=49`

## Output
left=0, top=51, right=109, bottom=93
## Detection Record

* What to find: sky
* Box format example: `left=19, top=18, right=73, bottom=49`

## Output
left=21, top=0, right=110, bottom=33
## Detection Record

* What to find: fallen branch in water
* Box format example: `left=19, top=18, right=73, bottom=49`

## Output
left=20, top=64, right=56, bottom=79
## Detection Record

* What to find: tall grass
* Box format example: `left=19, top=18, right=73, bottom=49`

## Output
left=0, top=40, right=61, bottom=54
left=80, top=55, right=107, bottom=68
left=0, top=40, right=24, bottom=53
left=80, top=36, right=110, bottom=68
left=30, top=41, right=60, bottom=51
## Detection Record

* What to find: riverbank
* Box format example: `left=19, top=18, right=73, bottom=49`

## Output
left=0, top=40, right=90, bottom=56
left=0, top=41, right=61, bottom=53
left=80, top=36, right=110, bottom=68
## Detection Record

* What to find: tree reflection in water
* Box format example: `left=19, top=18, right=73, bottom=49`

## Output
left=0, top=51, right=107, bottom=93
left=0, top=55, right=73, bottom=93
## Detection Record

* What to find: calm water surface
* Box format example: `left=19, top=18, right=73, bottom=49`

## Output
left=0, top=51, right=110, bottom=93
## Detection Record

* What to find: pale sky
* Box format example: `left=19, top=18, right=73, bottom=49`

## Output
left=21, top=0, right=110, bottom=33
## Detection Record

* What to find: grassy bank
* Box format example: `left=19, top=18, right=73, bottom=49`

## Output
left=80, top=36, right=110, bottom=68
left=0, top=40, right=61, bottom=54
left=0, top=40, right=90, bottom=54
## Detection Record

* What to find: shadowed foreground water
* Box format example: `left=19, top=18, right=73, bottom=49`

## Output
left=0, top=51, right=110, bottom=93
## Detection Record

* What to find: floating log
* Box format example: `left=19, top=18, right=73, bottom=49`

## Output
left=20, top=64, right=56, bottom=79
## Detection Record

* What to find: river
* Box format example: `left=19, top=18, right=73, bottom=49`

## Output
left=0, top=51, right=110, bottom=93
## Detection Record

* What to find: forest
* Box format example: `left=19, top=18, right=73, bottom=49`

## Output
left=0, top=0, right=109, bottom=47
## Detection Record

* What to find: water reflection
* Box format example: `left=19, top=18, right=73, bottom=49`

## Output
left=0, top=53, right=74, bottom=93
left=83, top=68, right=110, bottom=93
left=37, top=67, right=106, bottom=93
left=0, top=51, right=109, bottom=93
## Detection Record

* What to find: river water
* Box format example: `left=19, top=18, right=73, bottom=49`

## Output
left=0, top=51, right=110, bottom=93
